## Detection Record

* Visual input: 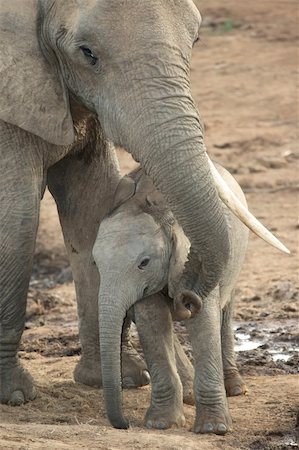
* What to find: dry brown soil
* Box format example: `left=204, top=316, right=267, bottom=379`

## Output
left=1, top=1, right=298, bottom=449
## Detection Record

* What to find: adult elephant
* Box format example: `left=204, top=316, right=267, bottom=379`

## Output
left=0, top=0, right=230, bottom=418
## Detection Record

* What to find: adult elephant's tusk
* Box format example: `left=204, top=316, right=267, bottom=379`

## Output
left=207, top=156, right=290, bottom=255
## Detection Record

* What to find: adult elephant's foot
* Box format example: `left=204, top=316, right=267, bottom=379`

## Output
left=121, top=344, right=150, bottom=388
left=193, top=402, right=232, bottom=435
left=224, top=369, right=247, bottom=397
left=74, top=356, right=102, bottom=387
left=0, top=360, right=36, bottom=405
left=74, top=348, right=150, bottom=389
left=145, top=404, right=186, bottom=430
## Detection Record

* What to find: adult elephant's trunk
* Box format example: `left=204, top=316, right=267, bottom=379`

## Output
left=98, top=284, right=134, bottom=429
left=112, top=80, right=230, bottom=303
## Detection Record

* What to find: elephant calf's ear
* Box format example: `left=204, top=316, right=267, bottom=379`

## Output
left=0, top=1, right=74, bottom=145
left=168, top=224, right=190, bottom=299
left=111, top=177, right=136, bottom=212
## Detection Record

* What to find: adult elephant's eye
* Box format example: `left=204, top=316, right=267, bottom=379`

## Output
left=138, top=257, right=151, bottom=270
left=80, top=46, right=98, bottom=66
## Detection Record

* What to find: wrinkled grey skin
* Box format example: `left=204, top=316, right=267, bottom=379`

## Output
left=0, top=0, right=231, bottom=427
left=93, top=163, right=249, bottom=433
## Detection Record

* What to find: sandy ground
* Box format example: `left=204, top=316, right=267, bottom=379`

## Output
left=1, top=0, right=298, bottom=449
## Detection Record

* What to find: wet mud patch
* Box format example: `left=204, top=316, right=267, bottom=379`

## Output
left=174, top=319, right=299, bottom=377
left=235, top=320, right=299, bottom=376
left=249, top=431, right=298, bottom=450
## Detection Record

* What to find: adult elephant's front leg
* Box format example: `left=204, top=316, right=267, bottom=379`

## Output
left=47, top=142, right=149, bottom=389
left=185, top=288, right=232, bottom=435
left=0, top=122, right=43, bottom=405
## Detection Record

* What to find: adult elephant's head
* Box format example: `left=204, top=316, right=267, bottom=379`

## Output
left=1, top=0, right=230, bottom=421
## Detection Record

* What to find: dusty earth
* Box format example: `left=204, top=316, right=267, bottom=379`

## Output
left=1, top=0, right=298, bottom=449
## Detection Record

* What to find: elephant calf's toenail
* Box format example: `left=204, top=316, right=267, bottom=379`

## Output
left=146, top=420, right=153, bottom=429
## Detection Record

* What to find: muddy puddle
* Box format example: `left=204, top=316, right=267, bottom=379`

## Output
left=235, top=321, right=298, bottom=361
left=174, top=319, right=298, bottom=376
left=234, top=319, right=299, bottom=376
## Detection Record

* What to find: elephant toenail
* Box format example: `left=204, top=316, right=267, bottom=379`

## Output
left=231, top=386, right=242, bottom=396
left=146, top=420, right=153, bottom=429
left=29, top=386, right=37, bottom=401
left=141, top=370, right=151, bottom=385
left=157, top=422, right=167, bottom=429
left=9, top=390, right=25, bottom=406
left=180, top=415, right=186, bottom=426
left=216, top=423, right=227, bottom=434
left=203, top=422, right=214, bottom=433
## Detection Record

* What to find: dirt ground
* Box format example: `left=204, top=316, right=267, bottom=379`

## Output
left=1, top=0, right=298, bottom=449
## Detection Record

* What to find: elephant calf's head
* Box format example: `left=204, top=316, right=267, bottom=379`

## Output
left=93, top=168, right=201, bottom=316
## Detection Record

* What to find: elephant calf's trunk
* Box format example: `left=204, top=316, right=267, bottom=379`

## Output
left=98, top=296, right=131, bottom=429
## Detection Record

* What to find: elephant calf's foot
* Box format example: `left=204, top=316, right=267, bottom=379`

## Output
left=145, top=404, right=186, bottom=430
left=224, top=369, right=247, bottom=397
left=193, top=402, right=232, bottom=435
left=0, top=361, right=36, bottom=405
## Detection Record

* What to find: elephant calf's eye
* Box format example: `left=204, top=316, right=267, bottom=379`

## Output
left=80, top=46, right=98, bottom=66
left=138, top=257, right=151, bottom=270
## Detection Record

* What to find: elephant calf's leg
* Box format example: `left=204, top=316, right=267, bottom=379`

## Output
left=134, top=293, right=185, bottom=430
left=221, top=296, right=247, bottom=397
left=0, top=123, right=43, bottom=405
left=185, top=288, right=232, bottom=435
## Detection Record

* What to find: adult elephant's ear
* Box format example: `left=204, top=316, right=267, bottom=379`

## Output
left=0, top=1, right=74, bottom=145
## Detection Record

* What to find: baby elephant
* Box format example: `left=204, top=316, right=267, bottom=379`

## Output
left=93, top=162, right=250, bottom=434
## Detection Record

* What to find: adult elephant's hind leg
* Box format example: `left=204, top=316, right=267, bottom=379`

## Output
left=221, top=295, right=247, bottom=397
left=48, top=139, right=149, bottom=389
left=173, top=334, right=195, bottom=405
left=0, top=122, right=43, bottom=405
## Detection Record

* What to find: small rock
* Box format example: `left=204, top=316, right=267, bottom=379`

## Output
left=282, top=150, right=299, bottom=161
left=257, top=156, right=287, bottom=169
left=282, top=304, right=297, bottom=313
left=259, top=311, right=270, bottom=318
